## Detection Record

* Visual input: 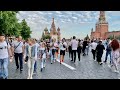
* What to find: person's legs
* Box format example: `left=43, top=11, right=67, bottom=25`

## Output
left=71, top=50, right=73, bottom=61
left=60, top=55, right=62, bottom=64
left=74, top=50, right=76, bottom=63
left=43, top=59, right=46, bottom=68
left=0, top=60, right=3, bottom=78
left=50, top=50, right=53, bottom=64
left=19, top=53, right=23, bottom=71
left=27, top=58, right=31, bottom=79
left=63, top=55, right=64, bottom=62
left=30, top=59, right=35, bottom=79
left=78, top=52, right=80, bottom=61
left=41, top=58, right=43, bottom=69
left=14, top=53, right=19, bottom=69
left=109, top=51, right=112, bottom=65
left=105, top=51, right=109, bottom=62
left=92, top=49, right=95, bottom=60
left=68, top=46, right=71, bottom=59
left=86, top=47, right=89, bottom=55
left=3, top=58, right=9, bottom=78
left=62, top=50, right=65, bottom=62
left=113, top=59, right=119, bottom=72
left=34, top=61, right=37, bottom=72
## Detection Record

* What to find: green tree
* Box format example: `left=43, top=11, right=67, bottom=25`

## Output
left=108, top=35, right=114, bottom=40
left=42, top=34, right=51, bottom=40
left=0, top=11, right=20, bottom=36
left=20, top=19, right=32, bottom=40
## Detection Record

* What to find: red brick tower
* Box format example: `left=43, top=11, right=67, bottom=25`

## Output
left=98, top=11, right=108, bottom=39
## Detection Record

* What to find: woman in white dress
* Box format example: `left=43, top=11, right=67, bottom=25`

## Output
left=110, top=39, right=120, bottom=73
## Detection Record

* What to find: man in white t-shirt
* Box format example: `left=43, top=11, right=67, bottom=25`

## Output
left=71, top=36, right=78, bottom=63
left=0, top=33, right=12, bottom=79
left=12, top=36, right=24, bottom=73
left=90, top=40, right=97, bottom=60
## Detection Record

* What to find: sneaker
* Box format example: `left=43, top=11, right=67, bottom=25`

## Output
left=104, top=61, right=107, bottom=63
left=27, top=76, right=30, bottom=79
left=43, top=65, right=45, bottom=68
left=114, top=70, right=119, bottom=73
left=0, top=77, right=4, bottom=79
left=29, top=77, right=33, bottom=79
left=41, top=68, right=43, bottom=72
left=100, top=62, right=103, bottom=65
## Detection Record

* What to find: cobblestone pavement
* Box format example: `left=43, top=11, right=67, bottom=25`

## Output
left=8, top=50, right=120, bottom=79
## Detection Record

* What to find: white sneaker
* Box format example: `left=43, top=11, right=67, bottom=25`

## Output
left=43, top=65, right=46, bottom=68
left=30, top=77, right=33, bottom=79
left=114, top=70, right=119, bottom=73
left=27, top=76, right=30, bottom=79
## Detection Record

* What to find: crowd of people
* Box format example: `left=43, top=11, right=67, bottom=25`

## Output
left=0, top=33, right=120, bottom=79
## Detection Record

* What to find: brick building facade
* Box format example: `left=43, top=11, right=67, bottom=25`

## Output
left=91, top=11, right=120, bottom=40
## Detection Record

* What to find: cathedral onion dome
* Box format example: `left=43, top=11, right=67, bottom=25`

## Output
left=57, top=27, right=60, bottom=31
left=44, top=27, right=48, bottom=31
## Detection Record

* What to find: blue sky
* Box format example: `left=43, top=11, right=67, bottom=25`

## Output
left=17, top=11, right=120, bottom=39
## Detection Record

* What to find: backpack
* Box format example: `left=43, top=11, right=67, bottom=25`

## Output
left=106, top=44, right=112, bottom=51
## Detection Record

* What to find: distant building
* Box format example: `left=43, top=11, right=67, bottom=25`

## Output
left=42, top=18, right=61, bottom=41
left=91, top=11, right=120, bottom=40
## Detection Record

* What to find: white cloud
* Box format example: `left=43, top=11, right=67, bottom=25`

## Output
left=16, top=11, right=119, bottom=39
left=56, top=11, right=62, bottom=14
left=72, top=17, right=77, bottom=20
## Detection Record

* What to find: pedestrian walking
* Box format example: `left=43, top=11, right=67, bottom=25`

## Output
left=110, top=39, right=120, bottom=73
left=0, top=33, right=13, bottom=79
left=104, top=38, right=112, bottom=64
left=39, top=43, right=46, bottom=72
left=25, top=38, right=37, bottom=79
left=77, top=39, right=82, bottom=61
left=68, top=39, right=72, bottom=60
left=82, top=39, right=88, bottom=56
left=96, top=40, right=105, bottom=65
left=33, top=39, right=39, bottom=74
left=50, top=39, right=56, bottom=64
left=59, top=39, right=66, bottom=64
left=90, top=40, right=97, bottom=61
left=71, top=36, right=78, bottom=63
left=12, top=36, right=24, bottom=73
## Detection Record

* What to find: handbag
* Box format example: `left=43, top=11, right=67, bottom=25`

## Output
left=25, top=56, right=29, bottom=62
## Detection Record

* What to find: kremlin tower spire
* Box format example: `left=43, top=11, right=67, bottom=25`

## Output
left=99, top=11, right=107, bottom=23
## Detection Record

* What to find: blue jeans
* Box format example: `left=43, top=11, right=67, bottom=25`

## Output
left=105, top=51, right=112, bottom=63
left=34, top=61, right=37, bottom=72
left=50, top=50, right=55, bottom=63
left=85, top=46, right=89, bottom=55
left=0, top=58, right=9, bottom=78
left=41, top=58, right=46, bottom=68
